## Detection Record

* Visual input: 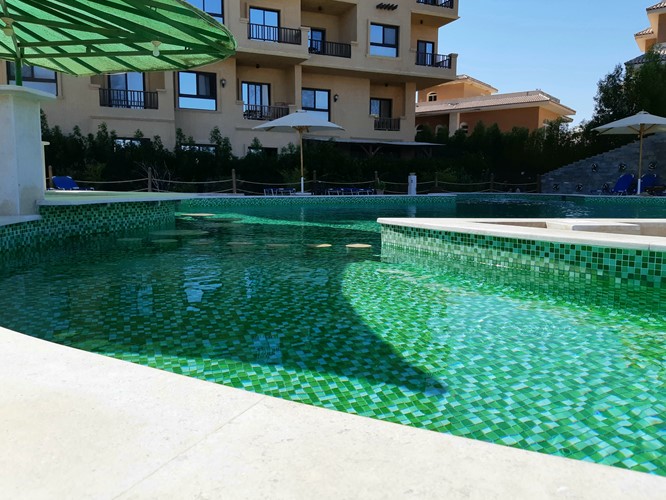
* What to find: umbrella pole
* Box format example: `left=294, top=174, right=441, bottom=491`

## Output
left=14, top=57, right=23, bottom=86
left=299, top=129, right=304, bottom=194
left=637, top=126, right=644, bottom=195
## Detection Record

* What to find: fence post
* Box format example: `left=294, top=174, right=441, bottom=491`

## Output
left=489, top=173, right=494, bottom=192
left=47, top=165, right=54, bottom=189
left=232, top=169, right=237, bottom=194
left=313, top=170, right=317, bottom=183
left=147, top=167, right=153, bottom=192
left=374, top=170, right=379, bottom=183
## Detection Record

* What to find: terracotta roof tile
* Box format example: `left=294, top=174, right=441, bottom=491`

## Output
left=416, top=91, right=575, bottom=116
left=635, top=27, right=654, bottom=37
left=647, top=2, right=666, bottom=11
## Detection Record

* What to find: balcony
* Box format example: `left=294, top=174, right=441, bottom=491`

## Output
left=243, top=104, right=290, bottom=121
left=416, top=0, right=454, bottom=7
left=415, top=52, right=452, bottom=69
left=374, top=117, right=401, bottom=131
left=248, top=24, right=302, bottom=45
left=308, top=40, right=352, bottom=58
left=99, top=88, right=158, bottom=110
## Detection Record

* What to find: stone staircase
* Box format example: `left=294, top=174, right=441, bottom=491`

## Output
left=541, top=134, right=666, bottom=194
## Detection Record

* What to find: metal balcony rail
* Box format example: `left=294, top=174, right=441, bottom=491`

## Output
left=99, top=88, right=158, bottom=110
left=243, top=104, right=290, bottom=121
left=415, top=52, right=452, bottom=68
left=374, top=117, right=401, bottom=131
left=416, top=0, right=454, bottom=8
left=248, top=23, right=302, bottom=45
left=308, top=40, right=352, bottom=58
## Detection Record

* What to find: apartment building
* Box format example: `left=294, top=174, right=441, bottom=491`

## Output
left=628, top=2, right=666, bottom=65
left=0, top=0, right=459, bottom=156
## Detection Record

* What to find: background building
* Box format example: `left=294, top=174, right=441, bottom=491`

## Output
left=415, top=75, right=575, bottom=136
left=627, top=2, right=666, bottom=65
left=1, top=0, right=460, bottom=156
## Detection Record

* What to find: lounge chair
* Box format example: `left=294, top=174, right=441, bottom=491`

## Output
left=51, top=175, right=93, bottom=190
left=640, top=173, right=658, bottom=191
left=611, top=173, right=635, bottom=195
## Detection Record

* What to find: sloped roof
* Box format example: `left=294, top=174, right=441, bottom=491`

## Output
left=416, top=90, right=575, bottom=119
left=626, top=44, right=666, bottom=65
left=647, top=2, right=666, bottom=11
left=635, top=27, right=654, bottom=37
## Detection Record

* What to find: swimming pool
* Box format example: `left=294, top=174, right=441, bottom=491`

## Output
left=0, top=196, right=664, bottom=475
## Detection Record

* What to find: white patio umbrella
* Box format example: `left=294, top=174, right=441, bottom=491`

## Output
left=253, top=110, right=344, bottom=193
left=593, top=111, right=666, bottom=194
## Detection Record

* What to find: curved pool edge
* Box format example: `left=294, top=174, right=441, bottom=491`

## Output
left=1, top=326, right=664, bottom=499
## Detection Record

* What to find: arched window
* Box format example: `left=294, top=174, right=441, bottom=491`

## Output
left=427, top=92, right=437, bottom=102
left=435, top=124, right=445, bottom=135
left=459, top=122, right=469, bottom=134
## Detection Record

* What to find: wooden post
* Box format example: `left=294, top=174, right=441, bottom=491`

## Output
left=147, top=167, right=153, bottom=192
left=48, top=165, right=54, bottom=189
left=232, top=169, right=237, bottom=194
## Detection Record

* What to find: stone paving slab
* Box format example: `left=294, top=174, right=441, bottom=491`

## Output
left=1, top=327, right=664, bottom=500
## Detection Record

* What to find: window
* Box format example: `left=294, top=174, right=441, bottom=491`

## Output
left=107, top=72, right=146, bottom=109
left=7, top=63, right=58, bottom=95
left=370, top=23, right=399, bottom=57
left=249, top=7, right=279, bottom=41
left=459, top=122, right=469, bottom=134
left=427, top=92, right=437, bottom=102
left=178, top=71, right=217, bottom=110
left=308, top=28, right=325, bottom=54
left=302, top=88, right=330, bottom=121
left=242, top=82, right=270, bottom=119
left=416, top=40, right=435, bottom=66
left=370, top=98, right=392, bottom=118
left=186, top=0, right=223, bottom=23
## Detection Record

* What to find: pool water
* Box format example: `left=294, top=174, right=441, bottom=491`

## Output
left=0, top=198, right=664, bottom=475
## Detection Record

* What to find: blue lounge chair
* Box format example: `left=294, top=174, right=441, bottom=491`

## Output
left=51, top=175, right=93, bottom=190
left=640, top=173, right=658, bottom=192
left=611, top=173, right=635, bottom=195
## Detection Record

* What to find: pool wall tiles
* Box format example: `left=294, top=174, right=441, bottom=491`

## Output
left=179, top=194, right=457, bottom=209
left=0, top=202, right=177, bottom=251
left=380, top=224, right=666, bottom=290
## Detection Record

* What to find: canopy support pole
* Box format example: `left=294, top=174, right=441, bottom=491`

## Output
left=299, top=128, right=305, bottom=194
left=637, top=125, right=644, bottom=195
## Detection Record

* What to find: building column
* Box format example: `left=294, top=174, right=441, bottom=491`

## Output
left=0, top=86, right=56, bottom=216
left=448, top=112, right=460, bottom=136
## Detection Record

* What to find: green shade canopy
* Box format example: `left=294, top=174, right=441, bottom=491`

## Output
left=0, top=0, right=236, bottom=81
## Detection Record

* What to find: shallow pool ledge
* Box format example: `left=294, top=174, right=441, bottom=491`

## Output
left=378, top=218, right=666, bottom=252
left=1, top=327, right=664, bottom=499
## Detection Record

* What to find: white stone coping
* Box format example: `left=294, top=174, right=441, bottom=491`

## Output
left=1, top=326, right=664, bottom=499
left=39, top=191, right=242, bottom=206
left=378, top=218, right=666, bottom=252
left=0, top=215, right=41, bottom=228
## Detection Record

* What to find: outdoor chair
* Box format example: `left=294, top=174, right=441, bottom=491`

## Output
left=51, top=175, right=93, bottom=190
left=611, top=173, right=635, bottom=195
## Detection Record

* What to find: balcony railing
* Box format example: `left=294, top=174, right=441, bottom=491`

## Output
left=248, top=23, right=302, bottom=45
left=374, top=117, right=401, bottom=131
left=243, top=104, right=290, bottom=121
left=415, top=52, right=452, bottom=68
left=416, top=0, right=454, bottom=7
left=308, top=40, right=352, bottom=58
left=99, top=88, right=158, bottom=110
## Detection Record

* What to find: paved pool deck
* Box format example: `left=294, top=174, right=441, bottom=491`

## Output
left=1, top=326, right=664, bottom=499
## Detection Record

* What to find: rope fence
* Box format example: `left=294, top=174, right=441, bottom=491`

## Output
left=47, top=168, right=540, bottom=195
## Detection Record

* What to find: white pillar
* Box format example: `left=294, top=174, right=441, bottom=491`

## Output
left=0, top=86, right=56, bottom=216
left=408, top=172, right=417, bottom=195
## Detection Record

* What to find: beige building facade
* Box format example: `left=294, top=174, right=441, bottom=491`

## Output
left=0, top=0, right=460, bottom=156
left=628, top=2, right=666, bottom=65
left=415, top=75, right=575, bottom=135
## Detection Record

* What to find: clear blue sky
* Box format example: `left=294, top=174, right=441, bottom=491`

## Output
left=438, top=1, right=651, bottom=126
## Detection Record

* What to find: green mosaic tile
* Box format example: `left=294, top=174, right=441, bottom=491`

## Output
left=0, top=196, right=664, bottom=477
